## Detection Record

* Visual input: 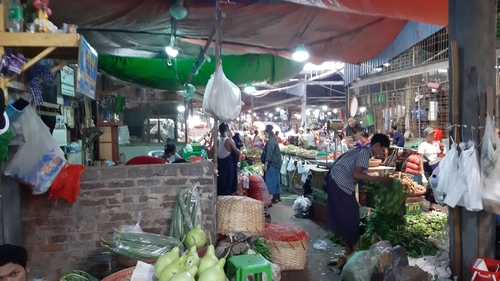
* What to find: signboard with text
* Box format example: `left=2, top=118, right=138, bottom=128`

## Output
left=60, top=66, right=75, bottom=97
left=77, top=37, right=98, bottom=100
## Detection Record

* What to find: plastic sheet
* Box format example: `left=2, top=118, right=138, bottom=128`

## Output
left=202, top=64, right=243, bottom=122
left=48, top=163, right=85, bottom=203
left=110, top=231, right=182, bottom=259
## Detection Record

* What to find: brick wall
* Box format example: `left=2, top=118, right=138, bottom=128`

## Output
left=20, top=163, right=216, bottom=280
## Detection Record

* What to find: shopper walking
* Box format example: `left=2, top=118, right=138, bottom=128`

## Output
left=217, top=123, right=240, bottom=195
left=261, top=125, right=282, bottom=203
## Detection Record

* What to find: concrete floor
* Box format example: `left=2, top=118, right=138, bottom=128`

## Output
left=267, top=194, right=342, bottom=281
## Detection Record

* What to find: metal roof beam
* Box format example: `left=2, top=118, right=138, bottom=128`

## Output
left=307, top=81, right=344, bottom=86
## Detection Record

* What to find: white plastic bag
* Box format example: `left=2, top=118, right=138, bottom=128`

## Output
left=202, top=64, right=243, bottom=122
left=5, top=106, right=66, bottom=194
left=301, top=165, right=310, bottom=183
left=452, top=142, right=483, bottom=211
left=296, top=160, right=303, bottom=174
left=119, top=212, right=144, bottom=233
left=280, top=156, right=288, bottom=175
left=287, top=157, right=296, bottom=171
left=434, top=141, right=459, bottom=204
left=481, top=113, right=500, bottom=213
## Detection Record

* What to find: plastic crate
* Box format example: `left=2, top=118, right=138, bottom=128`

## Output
left=405, top=202, right=423, bottom=216
left=472, top=258, right=500, bottom=281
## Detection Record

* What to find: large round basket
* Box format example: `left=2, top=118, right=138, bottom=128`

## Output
left=217, top=196, right=265, bottom=236
left=102, top=267, right=135, bottom=281
left=266, top=238, right=309, bottom=271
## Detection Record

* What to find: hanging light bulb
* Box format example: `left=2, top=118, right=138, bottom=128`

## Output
left=177, top=105, right=185, bottom=112
left=333, top=109, right=338, bottom=114
left=244, top=83, right=256, bottom=94
left=292, top=44, right=309, bottom=62
left=165, top=46, right=179, bottom=58
left=322, top=105, right=328, bottom=111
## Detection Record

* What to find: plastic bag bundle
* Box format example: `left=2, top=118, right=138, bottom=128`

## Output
left=169, top=183, right=203, bottom=240
left=118, top=212, right=144, bottom=233
left=5, top=105, right=66, bottom=194
left=481, top=113, right=500, bottom=213
left=107, top=230, right=182, bottom=259
left=202, top=64, right=243, bottom=122
left=444, top=141, right=482, bottom=211
left=280, top=156, right=288, bottom=175
left=293, top=196, right=312, bottom=218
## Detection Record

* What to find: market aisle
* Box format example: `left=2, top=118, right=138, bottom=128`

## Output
left=267, top=194, right=341, bottom=281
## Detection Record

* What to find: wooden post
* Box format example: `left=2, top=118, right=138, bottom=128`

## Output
left=448, top=1, right=497, bottom=280
left=212, top=0, right=222, bottom=165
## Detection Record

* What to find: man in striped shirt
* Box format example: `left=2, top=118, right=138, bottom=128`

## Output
left=326, top=134, right=393, bottom=256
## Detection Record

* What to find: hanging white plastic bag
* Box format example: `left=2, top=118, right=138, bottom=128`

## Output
left=301, top=165, right=310, bottom=183
left=433, top=140, right=459, bottom=204
left=287, top=157, right=296, bottom=171
left=480, top=113, right=500, bottom=213
left=5, top=106, right=66, bottom=194
left=119, top=212, right=144, bottom=233
left=280, top=156, right=288, bottom=175
left=454, top=141, right=483, bottom=211
left=202, top=64, right=244, bottom=122
left=296, top=160, right=303, bottom=174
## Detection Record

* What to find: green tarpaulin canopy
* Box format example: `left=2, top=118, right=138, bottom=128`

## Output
left=98, top=54, right=304, bottom=91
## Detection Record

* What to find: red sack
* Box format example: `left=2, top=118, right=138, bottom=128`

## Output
left=248, top=174, right=272, bottom=207
left=408, top=155, right=420, bottom=165
left=406, top=162, right=420, bottom=171
left=126, top=156, right=166, bottom=165
left=49, top=164, right=85, bottom=203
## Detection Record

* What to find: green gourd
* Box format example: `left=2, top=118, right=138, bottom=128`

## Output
left=185, top=246, right=200, bottom=270
left=159, top=254, right=187, bottom=281
left=169, top=266, right=198, bottom=281
left=197, top=245, right=218, bottom=277
left=184, top=225, right=207, bottom=249
left=154, top=247, right=181, bottom=278
left=198, top=258, right=226, bottom=281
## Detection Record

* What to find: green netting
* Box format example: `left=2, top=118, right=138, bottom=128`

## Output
left=98, top=54, right=304, bottom=91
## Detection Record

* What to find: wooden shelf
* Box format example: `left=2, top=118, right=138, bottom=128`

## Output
left=0, top=3, right=81, bottom=102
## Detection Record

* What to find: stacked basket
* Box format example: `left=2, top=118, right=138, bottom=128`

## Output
left=217, top=196, right=265, bottom=236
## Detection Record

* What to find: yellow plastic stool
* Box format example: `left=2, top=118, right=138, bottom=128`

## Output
left=226, top=254, right=272, bottom=281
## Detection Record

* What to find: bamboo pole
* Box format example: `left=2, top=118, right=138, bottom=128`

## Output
left=212, top=0, right=222, bottom=165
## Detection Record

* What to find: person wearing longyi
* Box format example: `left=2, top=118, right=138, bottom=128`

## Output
left=217, top=123, right=240, bottom=196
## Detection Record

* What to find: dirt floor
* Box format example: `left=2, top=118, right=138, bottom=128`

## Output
left=267, top=192, right=342, bottom=281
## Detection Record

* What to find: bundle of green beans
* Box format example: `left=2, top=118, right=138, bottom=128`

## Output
left=252, top=237, right=273, bottom=262
left=60, top=270, right=100, bottom=281
left=169, top=186, right=202, bottom=240
left=102, top=229, right=182, bottom=260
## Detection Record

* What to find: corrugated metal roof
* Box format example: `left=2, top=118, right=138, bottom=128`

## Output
left=344, top=21, right=443, bottom=86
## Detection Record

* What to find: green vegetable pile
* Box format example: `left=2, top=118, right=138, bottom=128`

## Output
left=354, top=180, right=447, bottom=257
left=252, top=237, right=273, bottom=262
left=60, top=270, right=100, bottom=281
left=239, top=159, right=249, bottom=170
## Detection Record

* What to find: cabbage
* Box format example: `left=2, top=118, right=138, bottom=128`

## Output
left=184, top=225, right=207, bottom=249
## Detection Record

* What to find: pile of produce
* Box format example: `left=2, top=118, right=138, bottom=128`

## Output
left=102, top=230, right=182, bottom=260
left=280, top=145, right=303, bottom=154
left=241, top=162, right=264, bottom=175
left=155, top=227, right=228, bottom=281
left=170, top=185, right=202, bottom=241
left=354, top=180, right=447, bottom=258
left=391, top=172, right=426, bottom=195
left=246, top=148, right=262, bottom=158
left=296, top=150, right=317, bottom=159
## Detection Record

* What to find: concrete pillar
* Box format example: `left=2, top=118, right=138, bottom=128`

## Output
left=448, top=0, right=497, bottom=280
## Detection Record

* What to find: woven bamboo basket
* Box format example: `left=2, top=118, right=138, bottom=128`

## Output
left=217, top=196, right=265, bottom=235
left=102, top=267, right=135, bottom=281
left=266, top=238, right=309, bottom=271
